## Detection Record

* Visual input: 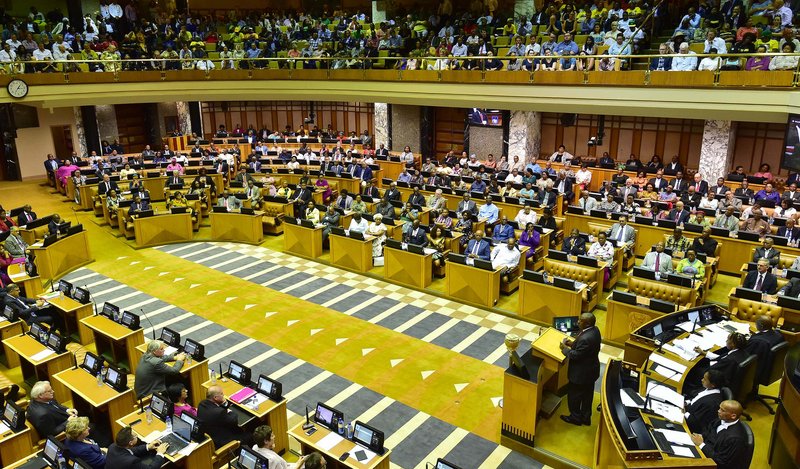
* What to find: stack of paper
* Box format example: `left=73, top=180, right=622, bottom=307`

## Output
left=647, top=400, right=684, bottom=423
left=663, top=342, right=698, bottom=361
left=646, top=382, right=685, bottom=408
left=650, top=353, right=687, bottom=374
left=620, top=389, right=645, bottom=408
left=164, top=345, right=178, bottom=356
left=30, top=349, right=55, bottom=361
left=317, top=433, right=344, bottom=451
left=652, top=364, right=684, bottom=381
left=654, top=428, right=694, bottom=446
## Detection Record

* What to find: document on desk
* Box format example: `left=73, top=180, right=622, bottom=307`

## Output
left=649, top=353, right=687, bottom=374
left=40, top=291, right=60, bottom=300
left=652, top=364, right=683, bottom=381
left=178, top=442, right=198, bottom=456
left=720, top=320, right=751, bottom=335
left=671, top=445, right=696, bottom=458
left=164, top=345, right=178, bottom=356
left=662, top=342, right=698, bottom=361
left=646, top=381, right=685, bottom=408
left=317, top=432, right=344, bottom=451
left=0, top=421, right=10, bottom=435
left=646, top=400, right=684, bottom=423
left=620, top=389, right=645, bottom=408
left=349, top=445, right=377, bottom=464
left=654, top=428, right=695, bottom=447
left=30, top=349, right=55, bottom=361
left=9, top=272, right=26, bottom=280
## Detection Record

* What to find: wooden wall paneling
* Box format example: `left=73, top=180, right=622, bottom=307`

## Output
left=655, top=120, right=667, bottom=160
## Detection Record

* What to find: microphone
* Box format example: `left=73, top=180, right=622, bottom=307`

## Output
left=642, top=367, right=682, bottom=416
left=71, top=207, right=79, bottom=225
left=302, top=404, right=315, bottom=430
left=84, top=285, right=99, bottom=316
left=219, top=363, right=228, bottom=382
left=138, top=398, right=144, bottom=414
left=140, top=308, right=157, bottom=340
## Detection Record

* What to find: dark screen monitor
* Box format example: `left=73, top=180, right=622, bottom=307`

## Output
left=435, top=459, right=463, bottom=469
left=73, top=287, right=90, bottom=304
left=666, top=274, right=694, bottom=287
left=57, top=221, right=72, bottom=235
left=104, top=365, right=127, bottom=391
left=522, top=269, right=545, bottom=283
left=101, top=302, right=118, bottom=320
left=632, top=266, right=657, bottom=280
left=227, top=360, right=251, bottom=385
left=352, top=420, right=385, bottom=455
left=42, top=233, right=58, bottom=247
left=553, top=276, right=576, bottom=290
left=81, top=351, right=102, bottom=375
left=777, top=295, right=800, bottom=311
left=658, top=219, right=677, bottom=230
left=170, top=207, right=188, bottom=214
left=548, top=249, right=569, bottom=262
left=612, top=290, right=638, bottom=305
left=649, top=298, right=676, bottom=313
left=737, top=230, right=761, bottom=242
left=66, top=224, right=83, bottom=236
left=256, top=375, right=282, bottom=401
left=183, top=338, right=205, bottom=360
left=473, top=258, right=494, bottom=270
left=2, top=401, right=25, bottom=431
left=120, top=311, right=140, bottom=330
left=553, top=316, right=580, bottom=333
left=576, top=255, right=598, bottom=267
left=159, top=327, right=180, bottom=348
left=57, top=279, right=73, bottom=298
left=735, top=287, right=763, bottom=301
left=314, top=402, right=344, bottom=431
left=150, top=392, right=173, bottom=420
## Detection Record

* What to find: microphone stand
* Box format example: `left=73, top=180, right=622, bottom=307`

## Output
left=84, top=285, right=99, bottom=316
left=140, top=308, right=157, bottom=340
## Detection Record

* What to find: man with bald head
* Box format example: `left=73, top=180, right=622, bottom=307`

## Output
left=690, top=400, right=751, bottom=469
left=198, top=385, right=249, bottom=448
left=559, top=312, right=601, bottom=426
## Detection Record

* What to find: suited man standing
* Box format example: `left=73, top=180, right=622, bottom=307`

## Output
left=559, top=312, right=601, bottom=426
left=465, top=230, right=491, bottom=261
left=641, top=242, right=673, bottom=275
left=744, top=258, right=778, bottom=294
left=457, top=193, right=478, bottom=217
left=747, top=315, right=785, bottom=385
left=607, top=215, right=635, bottom=254
left=27, top=380, right=78, bottom=438
left=690, top=400, right=751, bottom=469
left=133, top=340, right=186, bottom=399
left=97, top=174, right=119, bottom=196
left=753, top=237, right=780, bottom=266
left=104, top=425, right=169, bottom=468
left=198, top=385, right=249, bottom=448
left=684, top=370, right=725, bottom=434
left=16, top=205, right=37, bottom=226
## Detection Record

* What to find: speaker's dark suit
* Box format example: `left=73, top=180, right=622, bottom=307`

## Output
left=691, top=237, right=718, bottom=256
left=746, top=329, right=785, bottom=384
left=685, top=390, right=724, bottom=434
left=743, top=270, right=778, bottom=294
left=198, top=399, right=246, bottom=448
left=699, top=419, right=751, bottom=469
left=780, top=277, right=800, bottom=297
left=104, top=443, right=165, bottom=469
left=561, top=236, right=587, bottom=256
left=562, top=326, right=601, bottom=424
left=406, top=227, right=428, bottom=246
left=27, top=399, right=71, bottom=437
left=97, top=180, right=119, bottom=196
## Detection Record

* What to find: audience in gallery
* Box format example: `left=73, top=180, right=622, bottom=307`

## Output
left=2, top=0, right=798, bottom=73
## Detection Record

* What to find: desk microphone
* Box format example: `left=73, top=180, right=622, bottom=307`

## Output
left=71, top=207, right=79, bottom=225
left=302, top=405, right=315, bottom=430
left=218, top=363, right=227, bottom=382
left=642, top=367, right=682, bottom=416
left=690, top=318, right=700, bottom=335
left=140, top=308, right=157, bottom=340
left=84, top=285, right=99, bottom=316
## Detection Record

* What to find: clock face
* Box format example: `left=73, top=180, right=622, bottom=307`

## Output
left=7, top=79, right=28, bottom=98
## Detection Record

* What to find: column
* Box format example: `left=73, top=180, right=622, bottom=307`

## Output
left=72, top=107, right=88, bottom=158
left=420, top=106, right=434, bottom=160
left=372, top=0, right=387, bottom=23
left=81, top=105, right=101, bottom=155
left=143, top=103, right=160, bottom=144
left=514, top=0, right=536, bottom=19
left=507, top=110, right=541, bottom=165
left=176, top=101, right=192, bottom=136
left=697, top=120, right=736, bottom=183
left=188, top=102, right=203, bottom=137
left=391, top=105, right=421, bottom=155
left=94, top=105, right=118, bottom=147
left=374, top=103, right=389, bottom=149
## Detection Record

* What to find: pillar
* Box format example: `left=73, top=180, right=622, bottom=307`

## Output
left=72, top=107, right=88, bottom=158
left=94, top=105, right=118, bottom=147
left=420, top=106, right=434, bottom=160
left=374, top=103, right=390, bottom=149
left=143, top=103, right=160, bottom=145
left=372, top=1, right=387, bottom=23
left=697, top=120, right=736, bottom=183
left=508, top=110, right=542, bottom=165
left=176, top=101, right=192, bottom=136
left=189, top=102, right=203, bottom=137
left=81, top=105, right=100, bottom=155
left=514, top=0, right=536, bottom=19
left=391, top=105, right=421, bottom=156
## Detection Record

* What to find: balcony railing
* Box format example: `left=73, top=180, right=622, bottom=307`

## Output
left=2, top=52, right=799, bottom=89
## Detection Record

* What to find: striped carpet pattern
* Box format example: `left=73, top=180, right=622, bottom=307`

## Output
left=62, top=268, right=542, bottom=469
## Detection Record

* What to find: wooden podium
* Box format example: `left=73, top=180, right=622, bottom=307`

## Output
left=28, top=231, right=93, bottom=280
left=445, top=261, right=502, bottom=307
left=133, top=213, right=193, bottom=247
left=383, top=246, right=433, bottom=289
left=501, top=328, right=568, bottom=455
left=283, top=222, right=324, bottom=259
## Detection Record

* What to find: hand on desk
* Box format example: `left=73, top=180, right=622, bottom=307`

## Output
left=174, top=352, right=187, bottom=362
left=690, top=433, right=703, bottom=446
left=35, top=299, right=45, bottom=307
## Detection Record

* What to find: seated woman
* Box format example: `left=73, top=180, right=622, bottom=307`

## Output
left=168, top=190, right=192, bottom=213
left=106, top=189, right=123, bottom=220
left=675, top=249, right=705, bottom=279
left=745, top=44, right=771, bottom=71
left=658, top=185, right=678, bottom=205
left=640, top=183, right=660, bottom=201
left=0, top=245, right=14, bottom=286
left=774, top=198, right=797, bottom=220
left=167, top=383, right=197, bottom=418
left=72, top=169, right=87, bottom=204
left=432, top=209, right=452, bottom=230
left=305, top=201, right=321, bottom=223
left=753, top=163, right=773, bottom=181
left=366, top=214, right=388, bottom=259
left=399, top=202, right=419, bottom=235
left=587, top=232, right=614, bottom=284
left=65, top=417, right=106, bottom=469
left=351, top=194, right=367, bottom=214
left=427, top=225, right=448, bottom=270
left=632, top=171, right=648, bottom=190
left=453, top=210, right=473, bottom=248
left=315, top=175, right=332, bottom=204
left=519, top=222, right=541, bottom=267
left=688, top=332, right=749, bottom=395
left=261, top=175, right=277, bottom=197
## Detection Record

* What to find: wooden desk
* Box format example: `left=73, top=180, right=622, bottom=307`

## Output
left=2, top=334, right=72, bottom=398
left=116, top=410, right=215, bottom=468
left=132, top=344, right=209, bottom=407
left=28, top=231, right=93, bottom=280
left=283, top=222, right=324, bottom=259
left=604, top=295, right=664, bottom=349
left=383, top=246, right=433, bottom=289
left=81, top=315, right=145, bottom=373
left=6, top=263, right=42, bottom=298
left=289, top=421, right=391, bottom=469
left=133, top=212, right=194, bottom=247
left=518, top=279, right=586, bottom=325
left=78, top=183, right=98, bottom=210
left=770, top=343, right=800, bottom=467
left=199, top=378, right=289, bottom=455
left=445, top=261, right=502, bottom=307
left=0, top=426, right=32, bottom=468
left=54, top=367, right=136, bottom=434
left=329, top=234, right=375, bottom=273
left=210, top=211, right=264, bottom=244
left=0, top=320, right=24, bottom=368
left=41, top=295, right=94, bottom=345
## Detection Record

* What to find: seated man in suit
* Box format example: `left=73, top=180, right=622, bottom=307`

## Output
left=133, top=340, right=186, bottom=399
left=217, top=191, right=243, bottom=211
left=4, top=284, right=62, bottom=332
left=383, top=182, right=402, bottom=202
left=536, top=188, right=557, bottom=209
left=743, top=258, right=778, bottom=294
left=746, top=315, right=786, bottom=386
left=641, top=241, right=673, bottom=275
left=714, top=205, right=740, bottom=233
left=780, top=276, right=800, bottom=297
left=691, top=227, right=718, bottom=257
left=457, top=193, right=478, bottom=217
left=741, top=209, right=770, bottom=236
left=562, top=228, right=587, bottom=256
left=491, top=216, right=515, bottom=244
left=405, top=219, right=428, bottom=246
left=105, top=425, right=169, bottom=467
left=684, top=370, right=725, bottom=434
left=491, top=238, right=522, bottom=281
left=778, top=217, right=800, bottom=244
left=717, top=191, right=742, bottom=214
left=163, top=170, right=184, bottom=188
left=690, top=400, right=751, bottom=469
left=27, top=380, right=78, bottom=438
left=48, top=214, right=64, bottom=236
left=16, top=204, right=37, bottom=226
left=233, top=167, right=254, bottom=185
left=465, top=230, right=491, bottom=261
left=198, top=385, right=250, bottom=448
left=97, top=174, right=119, bottom=196
left=753, top=237, right=780, bottom=266
left=245, top=179, right=262, bottom=209
left=667, top=201, right=691, bottom=224
left=607, top=215, right=635, bottom=255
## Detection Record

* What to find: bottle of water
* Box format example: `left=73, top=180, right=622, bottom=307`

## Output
left=165, top=416, right=172, bottom=433
left=145, top=406, right=153, bottom=424
left=210, top=369, right=217, bottom=384
left=346, top=421, right=353, bottom=439
left=96, top=372, right=103, bottom=386
left=337, top=418, right=345, bottom=435
left=56, top=449, right=67, bottom=468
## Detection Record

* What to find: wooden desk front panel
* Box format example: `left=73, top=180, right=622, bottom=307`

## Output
left=8, top=263, right=44, bottom=298
left=3, top=335, right=73, bottom=398
left=81, top=315, right=145, bottom=373
left=54, top=368, right=136, bottom=434
left=134, top=213, right=194, bottom=247
left=46, top=297, right=94, bottom=345
left=330, top=235, right=374, bottom=273
left=30, top=231, right=93, bottom=280
left=289, top=422, right=391, bottom=469
left=283, top=223, right=324, bottom=259
left=518, top=280, right=583, bottom=325
left=605, top=299, right=664, bottom=349
left=210, top=212, right=264, bottom=244
left=0, top=321, right=24, bottom=368
left=383, top=247, right=433, bottom=289
left=0, top=427, right=32, bottom=468
left=445, top=262, right=501, bottom=308
left=78, top=184, right=97, bottom=210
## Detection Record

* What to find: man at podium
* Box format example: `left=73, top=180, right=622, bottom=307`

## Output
left=559, top=312, right=601, bottom=426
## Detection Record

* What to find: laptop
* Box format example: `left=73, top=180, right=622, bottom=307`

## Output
left=227, top=360, right=251, bottom=385
left=435, top=458, right=463, bottom=469
left=352, top=420, right=385, bottom=455
left=159, top=413, right=193, bottom=456
left=2, top=401, right=25, bottom=432
left=553, top=316, right=580, bottom=334
left=234, top=446, right=270, bottom=469
left=41, top=436, right=66, bottom=465
left=183, top=338, right=205, bottom=360
left=150, top=392, right=173, bottom=420
left=314, top=402, right=344, bottom=432
left=80, top=352, right=102, bottom=376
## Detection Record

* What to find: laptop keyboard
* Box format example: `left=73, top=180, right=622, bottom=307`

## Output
left=160, top=433, right=189, bottom=455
